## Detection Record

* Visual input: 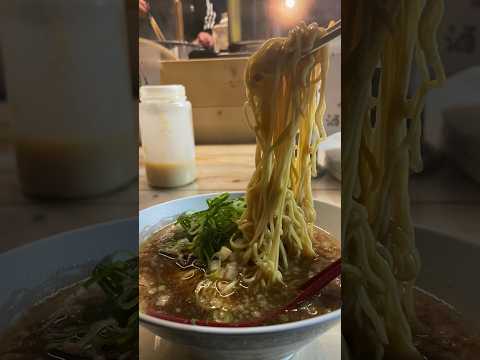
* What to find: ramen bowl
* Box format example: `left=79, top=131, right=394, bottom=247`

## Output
left=0, top=219, right=137, bottom=333
left=139, top=192, right=342, bottom=360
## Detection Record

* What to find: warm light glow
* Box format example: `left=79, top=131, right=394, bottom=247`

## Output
left=285, top=0, right=296, bottom=9
left=269, top=0, right=310, bottom=28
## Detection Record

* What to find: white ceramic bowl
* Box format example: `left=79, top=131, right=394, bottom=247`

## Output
left=139, top=192, right=342, bottom=360
left=415, top=226, right=480, bottom=325
left=0, top=219, right=137, bottom=332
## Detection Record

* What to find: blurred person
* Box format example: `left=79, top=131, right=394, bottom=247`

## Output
left=139, top=0, right=226, bottom=49
left=183, top=0, right=226, bottom=48
left=139, top=0, right=150, bottom=16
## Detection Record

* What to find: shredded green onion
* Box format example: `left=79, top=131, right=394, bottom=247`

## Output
left=176, top=193, right=246, bottom=265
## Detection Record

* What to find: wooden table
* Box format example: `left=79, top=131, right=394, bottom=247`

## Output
left=410, top=165, right=480, bottom=243
left=139, top=144, right=341, bottom=210
left=3, top=142, right=477, bottom=252
left=0, top=143, right=137, bottom=253
left=0, top=144, right=339, bottom=253
left=140, top=144, right=480, bottom=244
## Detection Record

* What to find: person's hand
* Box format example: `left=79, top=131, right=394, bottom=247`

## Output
left=196, top=32, right=214, bottom=48
left=139, top=0, right=150, bottom=17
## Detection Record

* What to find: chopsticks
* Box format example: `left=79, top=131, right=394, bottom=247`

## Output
left=301, top=20, right=341, bottom=59
left=147, top=10, right=166, bottom=42
left=146, top=258, right=341, bottom=328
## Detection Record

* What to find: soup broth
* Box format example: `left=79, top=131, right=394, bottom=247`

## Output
left=0, top=284, right=136, bottom=359
left=140, top=225, right=341, bottom=325
left=414, top=290, right=480, bottom=359
left=0, top=257, right=138, bottom=359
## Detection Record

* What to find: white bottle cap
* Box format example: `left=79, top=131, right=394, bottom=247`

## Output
left=140, top=85, right=186, bottom=101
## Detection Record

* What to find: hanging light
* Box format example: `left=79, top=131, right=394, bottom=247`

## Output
left=285, top=0, right=296, bottom=9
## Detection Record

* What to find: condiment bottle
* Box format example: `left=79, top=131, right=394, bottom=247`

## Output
left=213, top=13, right=229, bottom=53
left=139, top=85, right=197, bottom=188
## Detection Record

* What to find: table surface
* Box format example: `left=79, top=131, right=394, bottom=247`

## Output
left=2, top=143, right=480, bottom=253
left=139, top=145, right=480, bottom=245
left=0, top=144, right=339, bottom=253
left=139, top=145, right=341, bottom=210
left=0, top=143, right=137, bottom=252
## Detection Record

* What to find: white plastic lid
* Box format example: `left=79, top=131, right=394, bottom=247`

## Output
left=140, top=85, right=186, bottom=101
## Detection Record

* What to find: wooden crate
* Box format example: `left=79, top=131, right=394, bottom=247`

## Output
left=159, top=58, right=255, bottom=144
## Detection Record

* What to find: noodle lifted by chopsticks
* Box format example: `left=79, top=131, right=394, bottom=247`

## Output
left=233, top=22, right=331, bottom=285
left=342, top=0, right=445, bottom=358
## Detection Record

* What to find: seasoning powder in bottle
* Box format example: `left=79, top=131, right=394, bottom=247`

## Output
left=139, top=85, right=197, bottom=188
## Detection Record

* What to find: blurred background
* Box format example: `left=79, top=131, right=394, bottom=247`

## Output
left=138, top=0, right=341, bottom=144
left=0, top=2, right=140, bottom=358
left=413, top=0, right=480, bottom=242
left=0, top=0, right=138, bottom=251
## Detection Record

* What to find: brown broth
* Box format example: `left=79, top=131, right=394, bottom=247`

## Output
left=414, top=289, right=480, bottom=359
left=0, top=282, right=100, bottom=359
left=0, top=282, right=137, bottom=359
left=139, top=225, right=341, bottom=325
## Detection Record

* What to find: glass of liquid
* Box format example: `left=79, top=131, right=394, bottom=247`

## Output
left=139, top=85, right=197, bottom=188
left=0, top=0, right=137, bottom=198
